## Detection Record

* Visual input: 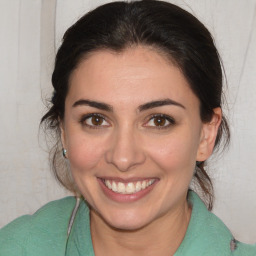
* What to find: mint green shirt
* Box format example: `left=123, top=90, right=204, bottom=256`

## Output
left=0, top=191, right=255, bottom=255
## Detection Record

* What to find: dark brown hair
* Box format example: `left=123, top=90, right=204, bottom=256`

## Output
left=41, top=0, right=230, bottom=209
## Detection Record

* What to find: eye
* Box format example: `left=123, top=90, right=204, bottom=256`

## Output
left=145, top=114, right=175, bottom=128
left=80, top=114, right=110, bottom=128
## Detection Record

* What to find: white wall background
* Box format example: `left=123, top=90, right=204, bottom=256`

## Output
left=0, top=0, right=255, bottom=244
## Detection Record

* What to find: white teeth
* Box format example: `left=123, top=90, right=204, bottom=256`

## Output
left=117, top=182, right=126, bottom=193
left=135, top=181, right=142, bottom=192
left=148, top=180, right=153, bottom=186
left=106, top=180, right=111, bottom=189
left=112, top=181, right=117, bottom=192
left=126, top=182, right=135, bottom=193
left=104, top=179, right=155, bottom=194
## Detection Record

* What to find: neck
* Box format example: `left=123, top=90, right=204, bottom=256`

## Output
left=90, top=200, right=191, bottom=256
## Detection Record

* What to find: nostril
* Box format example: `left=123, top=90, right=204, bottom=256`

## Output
left=104, top=146, right=146, bottom=172
left=104, top=129, right=146, bottom=171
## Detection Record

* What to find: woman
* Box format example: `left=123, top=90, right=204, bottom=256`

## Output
left=0, top=1, right=255, bottom=255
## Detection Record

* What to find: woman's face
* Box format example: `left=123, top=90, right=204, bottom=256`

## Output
left=61, top=46, right=219, bottom=230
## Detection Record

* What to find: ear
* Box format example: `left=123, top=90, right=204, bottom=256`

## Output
left=196, top=107, right=222, bottom=162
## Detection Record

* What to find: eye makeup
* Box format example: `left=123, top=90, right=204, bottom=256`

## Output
left=143, top=114, right=176, bottom=130
left=79, top=113, right=110, bottom=129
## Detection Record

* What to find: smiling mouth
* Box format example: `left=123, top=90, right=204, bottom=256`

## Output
left=102, top=179, right=156, bottom=194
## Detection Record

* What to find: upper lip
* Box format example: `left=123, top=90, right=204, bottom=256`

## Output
left=98, top=177, right=159, bottom=183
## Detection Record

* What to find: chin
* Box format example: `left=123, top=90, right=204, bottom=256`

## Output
left=108, top=219, right=149, bottom=231
left=100, top=208, right=153, bottom=231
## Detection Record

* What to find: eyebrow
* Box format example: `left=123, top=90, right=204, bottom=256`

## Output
left=138, top=98, right=185, bottom=112
left=72, top=99, right=113, bottom=112
left=72, top=98, right=185, bottom=112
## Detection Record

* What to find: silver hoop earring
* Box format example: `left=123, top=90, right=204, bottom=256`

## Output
left=63, top=148, right=67, bottom=159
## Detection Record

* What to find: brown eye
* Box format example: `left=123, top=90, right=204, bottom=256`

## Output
left=81, top=114, right=109, bottom=128
left=153, top=116, right=167, bottom=126
left=145, top=114, right=175, bottom=129
left=91, top=116, right=104, bottom=126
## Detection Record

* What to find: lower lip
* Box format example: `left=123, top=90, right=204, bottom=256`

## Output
left=98, top=178, right=158, bottom=203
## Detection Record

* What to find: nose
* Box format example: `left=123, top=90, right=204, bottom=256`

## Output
left=105, top=126, right=146, bottom=172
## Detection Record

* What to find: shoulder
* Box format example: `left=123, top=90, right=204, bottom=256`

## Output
left=176, top=191, right=256, bottom=256
left=0, top=196, right=76, bottom=256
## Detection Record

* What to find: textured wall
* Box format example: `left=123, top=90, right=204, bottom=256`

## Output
left=0, top=0, right=255, bottom=243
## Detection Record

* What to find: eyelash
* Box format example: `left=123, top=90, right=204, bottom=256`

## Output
left=79, top=113, right=110, bottom=129
left=144, top=114, right=176, bottom=129
left=79, top=113, right=176, bottom=130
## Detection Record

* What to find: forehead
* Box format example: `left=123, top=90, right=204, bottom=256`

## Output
left=67, top=46, right=199, bottom=109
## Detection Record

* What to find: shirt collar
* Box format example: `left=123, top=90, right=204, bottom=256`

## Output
left=66, top=191, right=233, bottom=256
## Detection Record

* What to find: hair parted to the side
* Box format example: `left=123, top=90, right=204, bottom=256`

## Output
left=41, top=0, right=230, bottom=209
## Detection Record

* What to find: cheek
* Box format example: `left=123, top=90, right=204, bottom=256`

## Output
left=67, top=133, right=105, bottom=172
left=146, top=131, right=199, bottom=172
